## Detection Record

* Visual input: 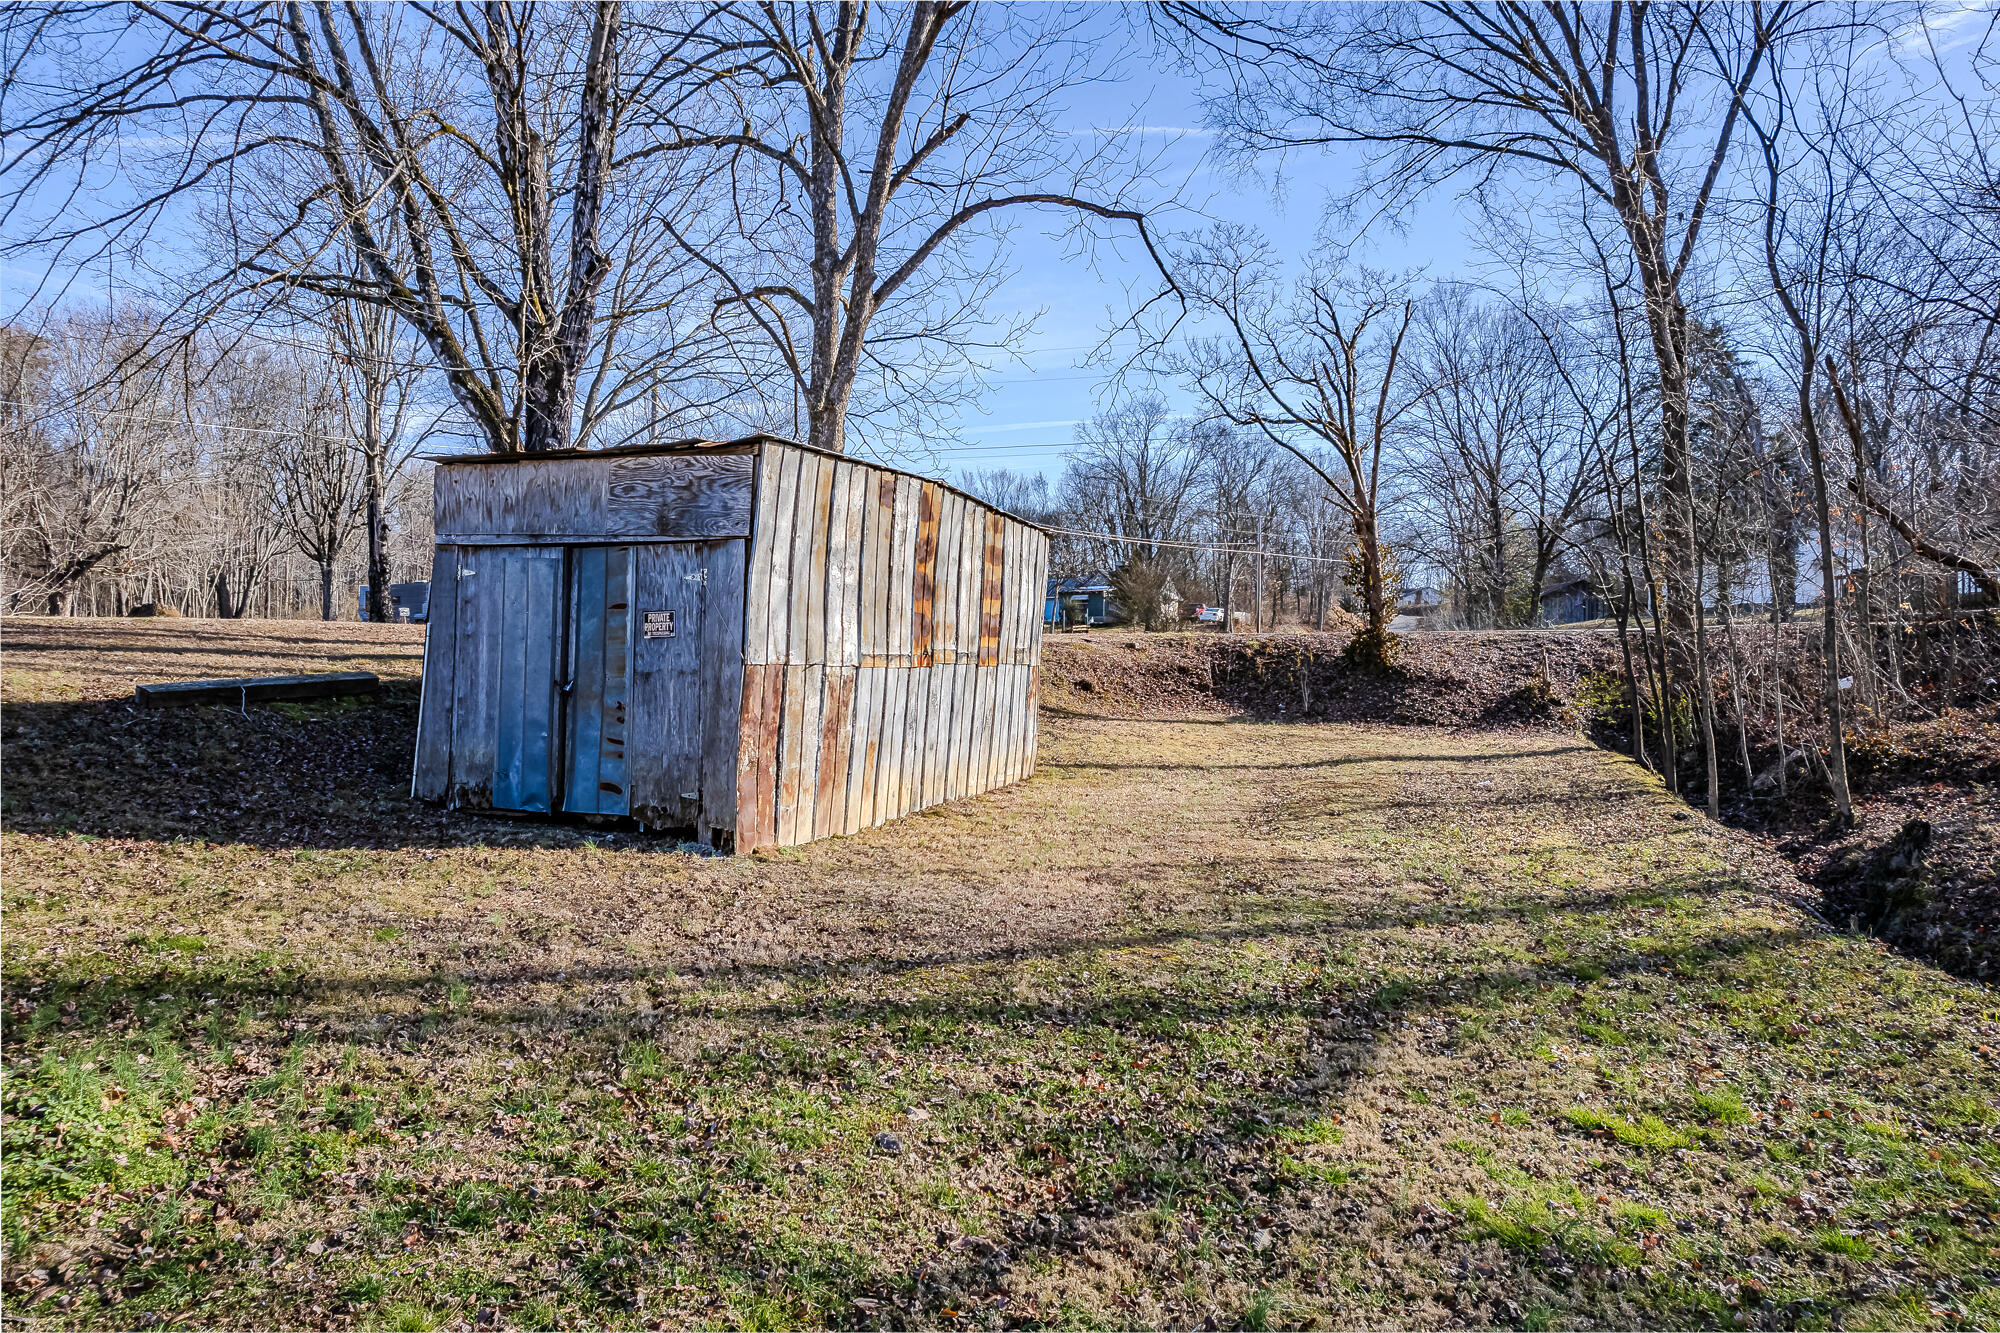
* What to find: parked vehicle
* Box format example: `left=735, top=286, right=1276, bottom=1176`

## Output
left=358, top=581, right=430, bottom=623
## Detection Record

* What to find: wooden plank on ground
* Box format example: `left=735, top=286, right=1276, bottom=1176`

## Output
left=138, top=671, right=379, bottom=708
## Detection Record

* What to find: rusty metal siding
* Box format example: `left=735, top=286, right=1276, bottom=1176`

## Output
left=729, top=443, right=1049, bottom=851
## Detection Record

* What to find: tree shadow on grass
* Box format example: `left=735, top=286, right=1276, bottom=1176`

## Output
left=3, top=877, right=1805, bottom=1328
left=0, top=693, right=683, bottom=853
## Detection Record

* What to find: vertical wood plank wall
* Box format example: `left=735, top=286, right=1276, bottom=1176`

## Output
left=735, top=443, right=1049, bottom=851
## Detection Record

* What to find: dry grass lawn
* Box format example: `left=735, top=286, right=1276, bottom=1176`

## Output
left=3, top=619, right=1997, bottom=1331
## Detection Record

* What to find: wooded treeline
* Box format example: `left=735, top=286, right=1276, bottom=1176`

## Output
left=1, top=312, right=434, bottom=620
left=4, top=2, right=1998, bottom=819
left=1133, top=1, right=2000, bottom=819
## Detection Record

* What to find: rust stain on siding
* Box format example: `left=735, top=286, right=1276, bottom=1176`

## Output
left=979, top=512, right=1004, bottom=667
left=912, top=483, right=939, bottom=670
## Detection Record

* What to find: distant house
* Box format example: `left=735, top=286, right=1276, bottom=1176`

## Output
left=1046, top=574, right=1116, bottom=626
left=1398, top=584, right=1442, bottom=611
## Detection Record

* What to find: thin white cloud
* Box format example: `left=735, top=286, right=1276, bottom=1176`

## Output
left=1062, top=125, right=1217, bottom=137
left=1892, top=0, right=1994, bottom=54
left=965, top=419, right=1079, bottom=434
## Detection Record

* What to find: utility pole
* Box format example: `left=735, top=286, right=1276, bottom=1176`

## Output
left=1254, top=514, right=1266, bottom=634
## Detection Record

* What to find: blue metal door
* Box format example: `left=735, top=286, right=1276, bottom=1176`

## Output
left=449, top=545, right=562, bottom=812
left=494, top=551, right=562, bottom=810
left=563, top=545, right=634, bottom=816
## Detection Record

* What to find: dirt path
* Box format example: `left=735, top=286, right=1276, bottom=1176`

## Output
left=4, top=622, right=1998, bottom=1330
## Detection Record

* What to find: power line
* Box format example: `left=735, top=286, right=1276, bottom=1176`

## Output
left=0, top=396, right=369, bottom=444
left=1038, top=522, right=1345, bottom=566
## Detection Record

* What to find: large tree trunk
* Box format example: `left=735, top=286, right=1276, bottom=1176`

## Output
left=1346, top=513, right=1395, bottom=671
left=320, top=560, right=336, bottom=622
left=1800, top=397, right=1855, bottom=825
left=364, top=446, right=390, bottom=622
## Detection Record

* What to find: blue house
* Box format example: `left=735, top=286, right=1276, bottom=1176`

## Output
left=1046, top=574, right=1117, bottom=626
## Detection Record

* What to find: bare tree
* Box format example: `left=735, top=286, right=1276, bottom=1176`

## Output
left=641, top=1, right=1176, bottom=455
left=4, top=3, right=747, bottom=454
left=321, top=295, right=425, bottom=621
left=0, top=311, right=172, bottom=614
left=1171, top=227, right=1419, bottom=667
left=1165, top=3, right=1821, bottom=631
left=268, top=362, right=364, bottom=621
left=1059, top=395, right=1205, bottom=628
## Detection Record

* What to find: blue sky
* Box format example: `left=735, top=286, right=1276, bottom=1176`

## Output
left=891, top=10, right=1485, bottom=487
left=890, top=1, right=2000, bottom=491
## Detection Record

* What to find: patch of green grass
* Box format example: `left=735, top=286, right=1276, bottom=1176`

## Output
left=1815, top=1227, right=1877, bottom=1260
left=1690, top=1087, right=1752, bottom=1125
left=1564, top=1107, right=1690, bottom=1151
left=1611, top=1200, right=1670, bottom=1232
left=1276, top=1117, right=1343, bottom=1146
left=1449, top=1196, right=1539, bottom=1249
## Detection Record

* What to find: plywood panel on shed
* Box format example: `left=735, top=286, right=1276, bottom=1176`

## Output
left=435, top=459, right=605, bottom=539
left=605, top=453, right=754, bottom=538
left=436, top=451, right=756, bottom=541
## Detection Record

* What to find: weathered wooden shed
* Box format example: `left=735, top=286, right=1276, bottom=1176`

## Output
left=412, top=437, right=1049, bottom=851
